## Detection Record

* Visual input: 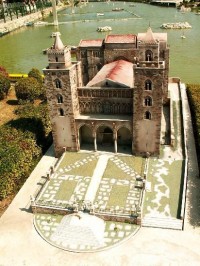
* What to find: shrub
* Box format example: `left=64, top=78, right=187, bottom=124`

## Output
left=28, top=68, right=43, bottom=84
left=0, top=74, right=11, bottom=100
left=0, top=126, right=41, bottom=200
left=0, top=66, right=9, bottom=77
left=15, top=77, right=42, bottom=103
left=13, top=103, right=52, bottom=151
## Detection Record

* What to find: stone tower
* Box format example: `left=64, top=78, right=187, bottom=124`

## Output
left=133, top=28, right=169, bottom=156
left=43, top=33, right=82, bottom=157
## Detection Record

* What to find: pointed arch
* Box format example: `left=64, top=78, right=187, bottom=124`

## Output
left=145, top=79, right=152, bottom=90
left=144, top=96, right=152, bottom=106
left=144, top=111, right=151, bottom=120
left=57, top=94, right=63, bottom=103
left=55, top=78, right=62, bottom=89
left=145, top=50, right=153, bottom=61
left=58, top=108, right=64, bottom=116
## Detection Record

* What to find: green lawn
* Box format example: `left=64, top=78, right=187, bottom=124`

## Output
left=143, top=159, right=184, bottom=218
left=119, top=156, right=145, bottom=176
left=107, top=185, right=130, bottom=208
left=57, top=152, right=92, bottom=170
left=66, top=158, right=98, bottom=177
left=55, top=180, right=77, bottom=201
left=103, top=160, right=131, bottom=180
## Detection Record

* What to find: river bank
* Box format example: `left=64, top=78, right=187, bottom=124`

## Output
left=0, top=4, right=66, bottom=37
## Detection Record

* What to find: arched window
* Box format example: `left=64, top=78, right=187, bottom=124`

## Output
left=59, top=108, right=64, bottom=116
left=145, top=80, right=152, bottom=90
left=55, top=79, right=62, bottom=89
left=57, top=94, right=63, bottom=103
left=55, top=56, right=58, bottom=62
left=144, top=96, right=152, bottom=106
left=145, top=50, right=153, bottom=61
left=144, top=111, right=151, bottom=120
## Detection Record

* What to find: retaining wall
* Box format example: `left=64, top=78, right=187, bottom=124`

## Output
left=0, top=5, right=66, bottom=33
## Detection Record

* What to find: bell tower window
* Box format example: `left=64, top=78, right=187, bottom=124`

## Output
left=55, top=56, right=58, bottom=62
left=145, top=50, right=153, bottom=61
left=144, top=111, right=151, bottom=120
left=145, top=80, right=152, bottom=90
left=144, top=96, right=152, bottom=106
left=55, top=79, right=62, bottom=88
left=57, top=94, right=63, bottom=103
left=59, top=108, right=64, bottom=116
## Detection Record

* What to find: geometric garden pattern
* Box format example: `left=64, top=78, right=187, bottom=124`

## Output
left=34, top=152, right=145, bottom=252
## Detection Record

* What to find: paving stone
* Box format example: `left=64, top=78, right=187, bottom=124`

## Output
left=45, top=232, right=50, bottom=237
left=103, top=196, right=109, bottom=201
left=109, top=223, right=115, bottom=230
left=104, top=238, right=112, bottom=243
left=104, top=232, right=108, bottom=237
left=118, top=231, right=124, bottom=238
left=43, top=194, right=50, bottom=198
left=110, top=232, right=116, bottom=237
left=43, top=225, right=50, bottom=231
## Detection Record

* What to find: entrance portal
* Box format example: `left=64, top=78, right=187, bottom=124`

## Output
left=117, top=127, right=132, bottom=154
left=97, top=126, right=114, bottom=152
left=79, top=125, right=93, bottom=150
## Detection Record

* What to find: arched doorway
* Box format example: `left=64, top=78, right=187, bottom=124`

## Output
left=97, top=126, right=114, bottom=152
left=117, top=127, right=132, bottom=154
left=79, top=125, right=93, bottom=150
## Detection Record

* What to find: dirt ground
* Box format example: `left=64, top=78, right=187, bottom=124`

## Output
left=0, top=86, right=18, bottom=126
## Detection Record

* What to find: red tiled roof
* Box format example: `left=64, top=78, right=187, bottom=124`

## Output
left=79, top=39, right=103, bottom=47
left=87, top=60, right=134, bottom=88
left=105, top=34, right=136, bottom=44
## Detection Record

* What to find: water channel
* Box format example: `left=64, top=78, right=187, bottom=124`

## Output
left=0, top=2, right=200, bottom=84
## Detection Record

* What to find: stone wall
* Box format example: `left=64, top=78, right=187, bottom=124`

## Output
left=31, top=204, right=140, bottom=225
left=0, top=5, right=66, bottom=33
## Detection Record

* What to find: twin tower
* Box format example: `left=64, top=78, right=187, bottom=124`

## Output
left=43, top=29, right=169, bottom=157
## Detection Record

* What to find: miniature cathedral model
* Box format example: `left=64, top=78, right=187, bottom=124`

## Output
left=43, top=29, right=169, bottom=157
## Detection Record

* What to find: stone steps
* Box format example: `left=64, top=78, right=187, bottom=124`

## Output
left=142, top=216, right=183, bottom=230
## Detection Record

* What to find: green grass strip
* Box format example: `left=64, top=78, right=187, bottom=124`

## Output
left=119, top=156, right=145, bottom=176
left=66, top=158, right=98, bottom=177
left=55, top=180, right=77, bottom=201
left=107, top=185, right=129, bottom=208
left=103, top=160, right=131, bottom=180
left=57, top=152, right=91, bottom=170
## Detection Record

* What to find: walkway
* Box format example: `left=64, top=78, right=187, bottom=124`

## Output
left=180, top=83, right=200, bottom=232
left=1, top=145, right=200, bottom=264
left=84, top=154, right=111, bottom=202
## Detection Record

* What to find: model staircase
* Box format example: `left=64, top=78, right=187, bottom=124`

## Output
left=142, top=216, right=183, bottom=230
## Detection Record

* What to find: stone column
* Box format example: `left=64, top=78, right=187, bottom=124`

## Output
left=113, top=123, right=117, bottom=153
left=77, top=128, right=80, bottom=150
left=114, top=138, right=117, bottom=153
left=94, top=134, right=97, bottom=152
left=91, top=122, right=97, bottom=151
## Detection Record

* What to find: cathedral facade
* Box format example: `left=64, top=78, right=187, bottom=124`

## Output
left=43, top=28, right=169, bottom=157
